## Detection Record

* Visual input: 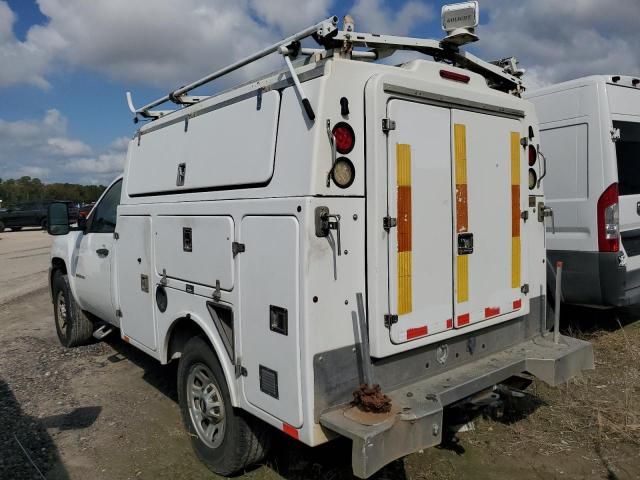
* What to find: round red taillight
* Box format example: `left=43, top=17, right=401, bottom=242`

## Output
left=528, top=145, right=537, bottom=166
left=332, top=122, right=355, bottom=154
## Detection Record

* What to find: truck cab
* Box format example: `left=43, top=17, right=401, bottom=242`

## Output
left=47, top=7, right=593, bottom=478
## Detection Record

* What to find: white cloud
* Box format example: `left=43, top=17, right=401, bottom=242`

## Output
left=0, top=109, right=124, bottom=184
left=47, top=137, right=92, bottom=156
left=350, top=0, right=433, bottom=35
left=478, top=0, right=640, bottom=88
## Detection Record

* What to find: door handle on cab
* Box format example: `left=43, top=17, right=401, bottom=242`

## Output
left=96, top=248, right=109, bottom=257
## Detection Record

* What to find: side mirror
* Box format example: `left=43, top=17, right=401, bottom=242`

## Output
left=47, top=203, right=70, bottom=235
left=78, top=216, right=87, bottom=231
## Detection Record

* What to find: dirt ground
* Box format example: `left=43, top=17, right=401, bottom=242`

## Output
left=0, top=229, right=639, bottom=480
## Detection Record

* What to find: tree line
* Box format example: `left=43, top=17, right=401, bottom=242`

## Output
left=0, top=176, right=106, bottom=207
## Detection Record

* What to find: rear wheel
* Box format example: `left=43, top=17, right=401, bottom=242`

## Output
left=177, top=336, right=271, bottom=476
left=52, top=271, right=94, bottom=347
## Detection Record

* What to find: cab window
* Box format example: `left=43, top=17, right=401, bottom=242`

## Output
left=87, top=180, right=123, bottom=234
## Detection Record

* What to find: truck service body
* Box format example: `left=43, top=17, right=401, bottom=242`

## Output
left=526, top=75, right=640, bottom=307
left=48, top=10, right=593, bottom=478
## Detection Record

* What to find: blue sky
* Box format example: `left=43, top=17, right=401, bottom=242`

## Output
left=0, top=0, right=638, bottom=185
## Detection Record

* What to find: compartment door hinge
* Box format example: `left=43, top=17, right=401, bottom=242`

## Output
left=383, top=216, right=397, bottom=232
left=382, top=118, right=396, bottom=133
left=232, top=242, right=245, bottom=257
left=115, top=309, right=123, bottom=318
left=235, top=358, right=248, bottom=378
left=113, top=232, right=119, bottom=240
left=384, top=314, right=398, bottom=329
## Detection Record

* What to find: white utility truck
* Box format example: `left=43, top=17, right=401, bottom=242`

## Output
left=47, top=4, right=593, bottom=477
left=526, top=75, right=640, bottom=307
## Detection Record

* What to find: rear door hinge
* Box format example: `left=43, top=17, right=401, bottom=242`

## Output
left=235, top=358, right=248, bottom=378
left=521, top=284, right=529, bottom=295
left=232, top=242, right=245, bottom=257
left=383, top=216, right=397, bottom=232
left=113, top=232, right=119, bottom=240
left=520, top=211, right=529, bottom=222
left=115, top=309, right=123, bottom=318
left=382, top=118, right=396, bottom=133
left=384, top=314, right=398, bottom=329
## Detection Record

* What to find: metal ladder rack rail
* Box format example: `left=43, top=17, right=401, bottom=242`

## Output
left=126, top=15, right=524, bottom=121
left=127, top=16, right=339, bottom=120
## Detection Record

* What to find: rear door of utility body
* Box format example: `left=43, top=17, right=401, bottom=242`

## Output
left=369, top=97, right=529, bottom=357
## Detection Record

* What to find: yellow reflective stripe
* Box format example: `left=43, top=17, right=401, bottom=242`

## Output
left=397, top=251, right=412, bottom=315
left=396, top=143, right=412, bottom=315
left=454, top=124, right=469, bottom=304
left=510, top=131, right=521, bottom=289
left=457, top=255, right=469, bottom=303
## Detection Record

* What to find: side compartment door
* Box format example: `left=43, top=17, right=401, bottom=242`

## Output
left=117, top=216, right=156, bottom=351
left=239, top=216, right=302, bottom=428
left=451, top=110, right=527, bottom=328
left=387, top=100, right=454, bottom=343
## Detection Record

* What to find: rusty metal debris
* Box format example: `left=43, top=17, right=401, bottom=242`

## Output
left=352, top=383, right=392, bottom=413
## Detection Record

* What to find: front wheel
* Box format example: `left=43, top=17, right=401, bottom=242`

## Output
left=52, top=271, right=94, bottom=347
left=177, top=336, right=271, bottom=476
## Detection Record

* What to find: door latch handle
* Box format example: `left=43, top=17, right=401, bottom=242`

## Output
left=538, top=202, right=555, bottom=234
left=315, top=206, right=341, bottom=255
left=96, top=248, right=109, bottom=257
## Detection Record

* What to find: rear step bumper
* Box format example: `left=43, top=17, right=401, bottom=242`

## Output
left=319, top=334, right=593, bottom=479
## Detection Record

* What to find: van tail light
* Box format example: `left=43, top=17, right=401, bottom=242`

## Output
left=332, top=122, right=355, bottom=154
left=528, top=145, right=537, bottom=166
left=597, top=182, right=620, bottom=252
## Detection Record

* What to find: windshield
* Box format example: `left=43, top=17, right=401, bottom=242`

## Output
left=614, top=121, right=640, bottom=196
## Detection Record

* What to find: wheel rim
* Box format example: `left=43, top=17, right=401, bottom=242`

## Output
left=56, top=290, right=68, bottom=334
left=186, top=363, right=226, bottom=449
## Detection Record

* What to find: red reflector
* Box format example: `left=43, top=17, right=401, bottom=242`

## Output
left=485, top=307, right=500, bottom=318
left=122, top=335, right=130, bottom=343
left=332, top=122, right=355, bottom=154
left=446, top=318, right=453, bottom=329
left=528, top=145, right=537, bottom=166
left=457, top=313, right=470, bottom=326
left=440, top=70, right=470, bottom=83
left=513, top=299, right=522, bottom=310
left=407, top=325, right=428, bottom=339
left=283, top=423, right=299, bottom=440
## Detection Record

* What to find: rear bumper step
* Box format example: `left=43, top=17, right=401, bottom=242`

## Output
left=319, top=334, right=593, bottom=479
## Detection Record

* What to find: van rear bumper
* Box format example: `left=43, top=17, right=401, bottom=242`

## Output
left=320, top=334, right=593, bottom=478
left=547, top=250, right=640, bottom=307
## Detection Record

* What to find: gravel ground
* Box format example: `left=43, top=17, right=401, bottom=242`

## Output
left=1, top=229, right=639, bottom=479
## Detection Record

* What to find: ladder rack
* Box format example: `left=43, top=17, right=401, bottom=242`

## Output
left=126, top=14, right=524, bottom=122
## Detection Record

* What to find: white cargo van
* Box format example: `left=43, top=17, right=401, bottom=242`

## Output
left=526, top=75, right=640, bottom=306
left=47, top=6, right=593, bottom=478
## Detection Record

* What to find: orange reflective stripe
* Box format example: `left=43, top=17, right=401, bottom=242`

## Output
left=397, top=143, right=413, bottom=315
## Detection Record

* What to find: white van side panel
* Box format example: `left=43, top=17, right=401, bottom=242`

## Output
left=154, top=216, right=234, bottom=290
left=126, top=91, right=280, bottom=195
left=117, top=216, right=157, bottom=351
left=608, top=85, right=640, bottom=117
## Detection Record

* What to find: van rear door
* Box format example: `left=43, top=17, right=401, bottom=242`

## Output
left=614, top=120, right=640, bottom=258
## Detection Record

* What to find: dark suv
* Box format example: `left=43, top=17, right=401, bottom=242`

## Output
left=0, top=201, right=79, bottom=231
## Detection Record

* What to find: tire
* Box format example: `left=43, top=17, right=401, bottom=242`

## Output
left=52, top=271, right=94, bottom=347
left=40, top=218, right=48, bottom=230
left=177, top=336, right=271, bottom=476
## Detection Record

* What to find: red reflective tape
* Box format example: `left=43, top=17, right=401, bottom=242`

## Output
left=485, top=307, right=500, bottom=318
left=513, top=299, right=522, bottom=310
left=457, top=313, right=470, bottom=326
left=407, top=325, right=428, bottom=340
left=283, top=423, right=299, bottom=440
left=446, top=318, right=453, bottom=329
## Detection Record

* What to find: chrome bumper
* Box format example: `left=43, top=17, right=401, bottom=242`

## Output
left=319, top=334, right=593, bottom=479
